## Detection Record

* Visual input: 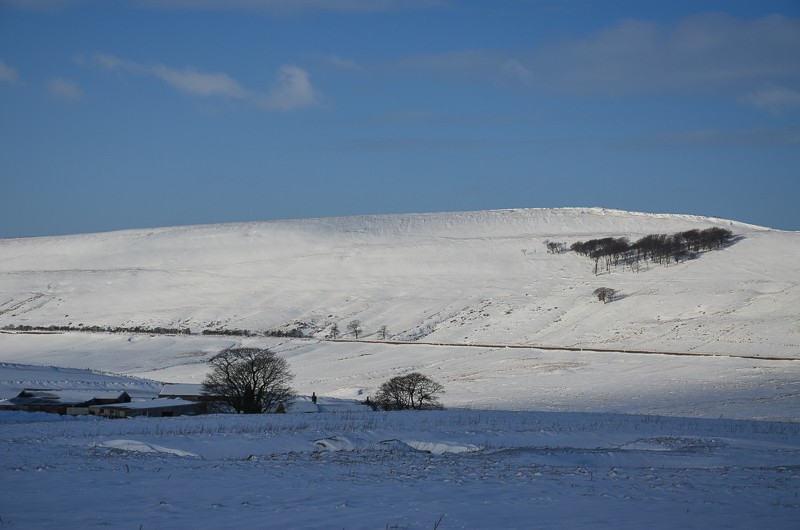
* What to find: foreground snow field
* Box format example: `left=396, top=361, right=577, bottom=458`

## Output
left=2, top=407, right=799, bottom=529
left=0, top=360, right=798, bottom=529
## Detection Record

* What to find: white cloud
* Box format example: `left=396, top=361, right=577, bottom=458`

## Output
left=79, top=53, right=316, bottom=111
left=152, top=65, right=249, bottom=98
left=0, top=59, right=21, bottom=84
left=255, top=64, right=316, bottom=111
left=534, top=13, right=800, bottom=96
left=47, top=78, right=83, bottom=100
left=394, top=13, right=800, bottom=103
left=499, top=59, right=533, bottom=85
left=743, top=87, right=800, bottom=113
left=87, top=53, right=125, bottom=70
left=327, top=55, right=362, bottom=71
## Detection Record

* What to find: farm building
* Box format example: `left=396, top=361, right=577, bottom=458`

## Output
left=90, top=397, right=204, bottom=418
left=0, top=389, right=130, bottom=415
left=158, top=383, right=215, bottom=401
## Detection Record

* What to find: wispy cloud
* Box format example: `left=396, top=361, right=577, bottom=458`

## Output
left=394, top=13, right=800, bottom=106
left=396, top=50, right=502, bottom=80
left=327, top=55, right=363, bottom=72
left=1, top=0, right=444, bottom=12
left=536, top=13, right=800, bottom=96
left=130, top=0, right=444, bottom=14
left=151, top=64, right=249, bottom=98
left=331, top=137, right=490, bottom=153
left=612, top=127, right=800, bottom=150
left=256, top=64, right=315, bottom=111
left=78, top=53, right=316, bottom=111
left=743, top=87, right=800, bottom=114
left=0, top=59, right=21, bottom=84
left=47, top=78, right=83, bottom=100
left=0, top=0, right=83, bottom=12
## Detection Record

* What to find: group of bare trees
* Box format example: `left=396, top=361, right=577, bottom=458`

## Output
left=203, top=347, right=444, bottom=415
left=328, top=319, right=389, bottom=340
left=567, top=227, right=734, bottom=274
left=544, top=240, right=567, bottom=254
left=374, top=372, right=444, bottom=411
left=328, top=320, right=364, bottom=339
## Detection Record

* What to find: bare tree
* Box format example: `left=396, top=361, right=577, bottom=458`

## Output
left=375, top=372, right=444, bottom=411
left=347, top=319, right=362, bottom=339
left=593, top=287, right=618, bottom=304
left=202, top=347, right=295, bottom=414
left=329, top=322, right=339, bottom=340
left=378, top=325, right=389, bottom=340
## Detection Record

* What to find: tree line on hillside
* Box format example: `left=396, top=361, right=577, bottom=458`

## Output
left=202, top=328, right=306, bottom=338
left=2, top=323, right=192, bottom=335
left=1, top=323, right=312, bottom=338
left=559, top=227, right=734, bottom=274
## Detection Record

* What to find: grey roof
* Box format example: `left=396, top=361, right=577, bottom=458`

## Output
left=159, top=383, right=206, bottom=397
left=0, top=389, right=130, bottom=407
left=92, top=397, right=198, bottom=410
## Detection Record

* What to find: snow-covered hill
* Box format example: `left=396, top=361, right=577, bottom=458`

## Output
left=1, top=208, right=798, bottom=420
left=1, top=207, right=797, bottom=355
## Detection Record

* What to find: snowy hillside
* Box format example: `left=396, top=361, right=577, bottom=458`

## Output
left=1, top=207, right=798, bottom=421
left=1, top=207, right=797, bottom=356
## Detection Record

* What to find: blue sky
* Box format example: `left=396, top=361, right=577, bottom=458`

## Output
left=1, top=0, right=798, bottom=237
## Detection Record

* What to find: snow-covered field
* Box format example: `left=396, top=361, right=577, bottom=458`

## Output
left=1, top=208, right=799, bottom=528
left=1, top=333, right=798, bottom=421
left=2, top=399, right=799, bottom=529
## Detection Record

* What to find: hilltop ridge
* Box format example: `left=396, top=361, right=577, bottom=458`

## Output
left=0, top=208, right=797, bottom=357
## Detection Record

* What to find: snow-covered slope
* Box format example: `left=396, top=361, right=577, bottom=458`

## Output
left=1, top=208, right=797, bottom=356
left=1, top=208, right=798, bottom=420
